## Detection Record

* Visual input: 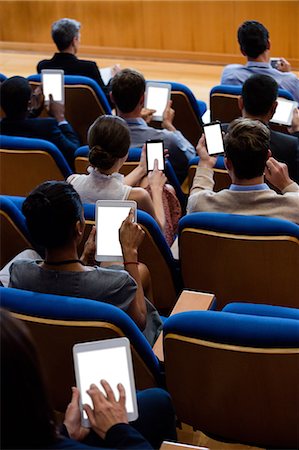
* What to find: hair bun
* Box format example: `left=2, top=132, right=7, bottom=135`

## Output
left=89, top=145, right=115, bottom=170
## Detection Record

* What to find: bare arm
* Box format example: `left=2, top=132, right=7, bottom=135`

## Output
left=147, top=159, right=167, bottom=232
left=124, top=146, right=147, bottom=187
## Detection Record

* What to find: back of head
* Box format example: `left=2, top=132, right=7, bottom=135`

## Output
left=242, top=74, right=278, bottom=116
left=224, top=118, right=270, bottom=179
left=22, top=181, right=83, bottom=249
left=88, top=115, right=131, bottom=170
left=111, top=68, right=146, bottom=113
left=237, top=20, right=269, bottom=58
left=51, top=18, right=81, bottom=51
left=0, top=308, right=57, bottom=448
left=0, top=76, right=31, bottom=119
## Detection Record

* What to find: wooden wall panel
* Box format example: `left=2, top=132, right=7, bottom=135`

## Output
left=0, top=1, right=298, bottom=67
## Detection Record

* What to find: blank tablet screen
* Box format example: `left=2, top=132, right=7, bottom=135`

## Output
left=146, top=86, right=170, bottom=119
left=271, top=99, right=297, bottom=126
left=204, top=123, right=224, bottom=155
left=42, top=72, right=63, bottom=102
left=146, top=141, right=165, bottom=171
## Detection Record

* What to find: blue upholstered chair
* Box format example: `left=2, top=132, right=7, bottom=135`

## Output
left=27, top=75, right=112, bottom=145
left=0, top=287, right=163, bottom=413
left=0, top=73, right=7, bottom=82
left=163, top=304, right=299, bottom=448
left=0, top=135, right=72, bottom=196
left=148, top=80, right=205, bottom=147
left=210, top=84, right=294, bottom=134
left=178, top=212, right=299, bottom=309
left=187, top=155, right=230, bottom=194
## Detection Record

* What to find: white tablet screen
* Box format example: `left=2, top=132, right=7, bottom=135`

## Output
left=43, top=73, right=63, bottom=102
left=97, top=206, right=131, bottom=258
left=146, top=141, right=164, bottom=171
left=146, top=86, right=169, bottom=118
left=77, top=346, right=134, bottom=419
left=271, top=99, right=296, bottom=125
left=204, top=123, right=224, bottom=155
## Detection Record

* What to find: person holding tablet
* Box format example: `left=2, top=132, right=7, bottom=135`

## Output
left=0, top=309, right=177, bottom=449
left=8, top=181, right=162, bottom=345
left=68, top=115, right=181, bottom=245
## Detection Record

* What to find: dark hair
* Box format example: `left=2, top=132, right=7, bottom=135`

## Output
left=110, top=68, right=146, bottom=113
left=224, top=118, right=270, bottom=179
left=0, top=308, right=57, bottom=448
left=22, top=181, right=83, bottom=249
left=0, top=76, right=31, bottom=119
left=88, top=115, right=131, bottom=170
left=237, top=21, right=269, bottom=58
left=242, top=74, right=278, bottom=116
left=51, top=18, right=81, bottom=51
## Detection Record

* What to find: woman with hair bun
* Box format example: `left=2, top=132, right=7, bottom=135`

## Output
left=67, top=115, right=181, bottom=245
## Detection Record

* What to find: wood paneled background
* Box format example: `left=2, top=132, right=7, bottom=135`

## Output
left=0, top=1, right=298, bottom=68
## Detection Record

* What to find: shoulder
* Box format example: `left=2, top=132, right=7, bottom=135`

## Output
left=270, top=129, right=298, bottom=147
left=76, top=58, right=98, bottom=70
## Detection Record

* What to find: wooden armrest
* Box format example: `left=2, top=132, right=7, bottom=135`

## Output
left=160, top=441, right=209, bottom=450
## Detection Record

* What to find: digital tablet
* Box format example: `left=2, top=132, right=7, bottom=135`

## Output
left=95, top=200, right=137, bottom=262
left=270, top=98, right=298, bottom=126
left=146, top=139, right=165, bottom=171
left=99, top=67, right=113, bottom=86
left=203, top=121, right=224, bottom=155
left=144, top=82, right=171, bottom=121
left=41, top=69, right=64, bottom=104
left=73, top=337, right=138, bottom=427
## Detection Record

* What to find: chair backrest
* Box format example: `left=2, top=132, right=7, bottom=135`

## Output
left=210, top=84, right=294, bottom=134
left=1, top=286, right=162, bottom=413
left=163, top=308, right=299, bottom=448
left=148, top=81, right=204, bottom=147
left=0, top=135, right=72, bottom=196
left=27, top=75, right=112, bottom=145
left=178, top=212, right=299, bottom=310
left=0, top=73, right=7, bottom=82
left=187, top=156, right=230, bottom=194
left=0, top=196, right=32, bottom=267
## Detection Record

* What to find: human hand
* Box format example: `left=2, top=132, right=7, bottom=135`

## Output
left=119, top=209, right=145, bottom=260
left=30, top=86, right=44, bottom=112
left=265, top=157, right=293, bottom=191
left=138, top=145, right=147, bottom=176
left=64, top=387, right=90, bottom=441
left=288, top=107, right=299, bottom=134
left=148, top=159, right=167, bottom=192
left=276, top=58, right=292, bottom=73
left=141, top=108, right=156, bottom=124
left=196, top=134, right=217, bottom=169
left=80, top=226, right=96, bottom=266
left=48, top=94, right=65, bottom=122
left=162, top=100, right=176, bottom=131
left=111, top=64, right=121, bottom=77
left=84, top=380, right=128, bottom=440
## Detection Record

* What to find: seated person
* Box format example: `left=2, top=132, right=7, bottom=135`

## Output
left=0, top=308, right=177, bottom=449
left=68, top=115, right=181, bottom=245
left=187, top=118, right=299, bottom=224
left=221, top=20, right=299, bottom=103
left=0, top=76, right=80, bottom=168
left=110, top=69, right=196, bottom=183
left=37, top=18, right=119, bottom=104
left=236, top=74, right=299, bottom=183
left=8, top=181, right=162, bottom=345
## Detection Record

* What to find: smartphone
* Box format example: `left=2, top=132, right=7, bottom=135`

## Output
left=146, top=140, right=165, bottom=172
left=144, top=82, right=171, bottom=121
left=270, top=98, right=298, bottom=126
left=95, top=200, right=137, bottom=262
left=41, top=69, right=64, bottom=104
left=203, top=121, right=224, bottom=155
left=73, top=338, right=138, bottom=427
left=270, top=58, right=280, bottom=69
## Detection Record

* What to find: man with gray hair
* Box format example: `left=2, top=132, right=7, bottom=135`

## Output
left=187, top=118, right=299, bottom=224
left=37, top=18, right=109, bottom=99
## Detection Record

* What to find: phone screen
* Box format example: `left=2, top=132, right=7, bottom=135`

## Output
left=204, top=123, right=224, bottom=155
left=146, top=141, right=165, bottom=171
left=76, top=346, right=134, bottom=419
left=42, top=72, right=63, bottom=102
left=146, top=86, right=169, bottom=119
left=96, top=205, right=131, bottom=258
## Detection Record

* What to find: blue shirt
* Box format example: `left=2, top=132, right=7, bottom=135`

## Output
left=229, top=183, right=270, bottom=191
left=221, top=61, right=299, bottom=103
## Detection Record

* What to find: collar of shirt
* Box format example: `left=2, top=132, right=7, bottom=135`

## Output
left=124, top=117, right=147, bottom=126
left=229, top=183, right=270, bottom=191
left=246, top=61, right=271, bottom=69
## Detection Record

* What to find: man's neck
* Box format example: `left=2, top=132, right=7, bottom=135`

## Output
left=242, top=111, right=270, bottom=124
left=231, top=175, right=265, bottom=186
left=247, top=51, right=269, bottom=64
left=59, top=47, right=75, bottom=56
left=117, top=106, right=142, bottom=120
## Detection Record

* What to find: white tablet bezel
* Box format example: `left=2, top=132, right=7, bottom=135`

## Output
left=95, top=200, right=137, bottom=262
left=144, top=82, right=172, bottom=121
left=41, top=69, right=64, bottom=104
left=73, top=337, right=138, bottom=427
left=270, top=98, right=298, bottom=126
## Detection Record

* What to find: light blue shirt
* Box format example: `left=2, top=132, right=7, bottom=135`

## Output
left=229, top=183, right=270, bottom=191
left=221, top=61, right=299, bottom=103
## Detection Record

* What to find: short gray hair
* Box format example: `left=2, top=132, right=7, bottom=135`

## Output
left=51, top=18, right=81, bottom=51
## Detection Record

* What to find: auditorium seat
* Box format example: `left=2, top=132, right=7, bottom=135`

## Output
left=163, top=304, right=299, bottom=448
left=1, top=286, right=164, bottom=413
left=27, top=75, right=112, bottom=144
left=178, top=212, right=299, bottom=309
left=187, top=155, right=230, bottom=194
left=0, top=135, right=72, bottom=196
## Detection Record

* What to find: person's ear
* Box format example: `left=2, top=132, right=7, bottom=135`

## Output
left=267, top=39, right=271, bottom=51
left=140, top=93, right=145, bottom=108
left=266, top=149, right=272, bottom=160
left=75, top=219, right=85, bottom=240
left=238, top=96, right=244, bottom=113
left=269, top=101, right=278, bottom=119
left=224, top=156, right=232, bottom=171
left=240, top=46, right=247, bottom=57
